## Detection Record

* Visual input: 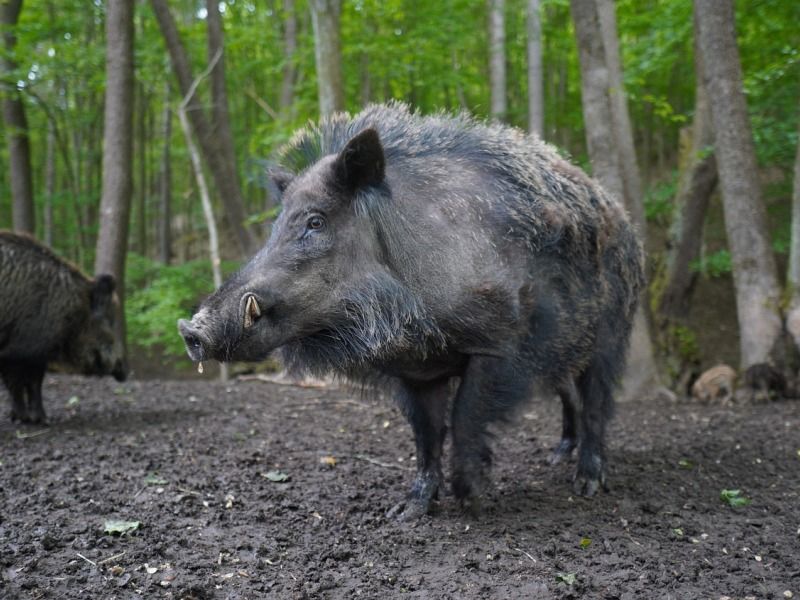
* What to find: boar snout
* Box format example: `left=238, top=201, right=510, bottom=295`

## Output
left=178, top=319, right=209, bottom=362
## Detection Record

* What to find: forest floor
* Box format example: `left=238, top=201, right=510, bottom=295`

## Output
left=1, top=374, right=798, bottom=599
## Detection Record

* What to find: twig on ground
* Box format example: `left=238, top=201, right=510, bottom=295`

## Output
left=344, top=454, right=411, bottom=471
left=15, top=429, right=49, bottom=439
left=76, top=553, right=97, bottom=567
left=512, top=547, right=537, bottom=563
left=98, top=551, right=126, bottom=565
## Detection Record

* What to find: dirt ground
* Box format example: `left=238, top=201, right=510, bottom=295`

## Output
left=1, top=374, right=798, bottom=599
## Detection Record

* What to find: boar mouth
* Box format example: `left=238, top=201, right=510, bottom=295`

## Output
left=242, top=293, right=262, bottom=329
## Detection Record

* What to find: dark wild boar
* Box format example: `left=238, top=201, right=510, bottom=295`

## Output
left=0, top=231, right=128, bottom=423
left=179, top=103, right=644, bottom=518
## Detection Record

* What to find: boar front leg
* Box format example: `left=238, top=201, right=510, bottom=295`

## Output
left=549, top=378, right=579, bottom=465
left=1, top=363, right=29, bottom=423
left=23, top=364, right=47, bottom=424
left=451, top=355, right=533, bottom=514
left=388, top=378, right=449, bottom=520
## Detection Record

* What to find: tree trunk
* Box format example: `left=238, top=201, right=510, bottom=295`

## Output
left=526, top=0, right=543, bottom=136
left=309, top=0, right=344, bottom=118
left=44, top=120, right=55, bottom=246
left=1, top=0, right=35, bottom=234
left=659, top=42, right=717, bottom=321
left=205, top=0, right=243, bottom=222
left=179, top=83, right=227, bottom=382
left=136, top=80, right=147, bottom=255
left=279, top=0, right=297, bottom=113
left=158, top=82, right=172, bottom=265
left=596, top=0, right=645, bottom=233
left=784, top=105, right=800, bottom=349
left=694, top=0, right=782, bottom=370
left=95, top=0, right=134, bottom=351
left=488, top=0, right=506, bottom=121
left=570, top=0, right=623, bottom=201
left=571, top=0, right=658, bottom=399
left=149, top=0, right=257, bottom=258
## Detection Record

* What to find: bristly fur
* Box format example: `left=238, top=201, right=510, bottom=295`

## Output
left=281, top=272, right=447, bottom=378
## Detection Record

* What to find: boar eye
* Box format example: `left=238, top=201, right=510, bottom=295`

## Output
left=306, top=215, right=325, bottom=231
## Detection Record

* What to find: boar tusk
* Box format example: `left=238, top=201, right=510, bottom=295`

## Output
left=243, top=294, right=261, bottom=329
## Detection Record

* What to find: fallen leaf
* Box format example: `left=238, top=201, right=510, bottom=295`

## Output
left=144, top=472, right=167, bottom=486
left=104, top=520, right=140, bottom=536
left=556, top=572, right=577, bottom=585
left=320, top=455, right=337, bottom=467
left=262, top=470, right=289, bottom=482
left=720, top=489, right=751, bottom=507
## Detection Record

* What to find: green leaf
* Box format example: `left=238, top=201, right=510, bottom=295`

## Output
left=579, top=537, right=591, bottom=549
left=678, top=459, right=694, bottom=470
left=262, top=470, right=290, bottom=482
left=556, top=572, right=577, bottom=585
left=144, top=472, right=167, bottom=486
left=104, top=520, right=140, bottom=536
left=720, top=489, right=751, bottom=507
left=67, top=396, right=80, bottom=407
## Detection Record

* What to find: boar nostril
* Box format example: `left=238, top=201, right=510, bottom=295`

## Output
left=184, top=334, right=202, bottom=350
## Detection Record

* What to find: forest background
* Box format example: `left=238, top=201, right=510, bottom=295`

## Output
left=0, top=0, right=798, bottom=387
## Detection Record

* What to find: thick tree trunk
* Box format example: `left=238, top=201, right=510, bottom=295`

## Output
left=1, top=0, right=34, bottom=234
left=570, top=0, right=623, bottom=201
left=95, top=0, right=134, bottom=353
left=158, top=82, right=172, bottom=265
left=149, top=0, right=257, bottom=258
left=785, top=109, right=800, bottom=349
left=694, top=0, right=782, bottom=369
left=571, top=0, right=658, bottom=399
left=596, top=0, right=644, bottom=233
left=659, top=45, right=717, bottom=321
left=526, top=0, right=543, bottom=136
left=279, top=0, right=297, bottom=113
left=309, top=0, right=344, bottom=118
left=488, top=0, right=506, bottom=121
left=205, top=0, right=242, bottom=223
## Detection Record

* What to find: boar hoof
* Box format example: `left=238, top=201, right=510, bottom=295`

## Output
left=386, top=497, right=432, bottom=521
left=572, top=471, right=607, bottom=497
left=548, top=438, right=577, bottom=465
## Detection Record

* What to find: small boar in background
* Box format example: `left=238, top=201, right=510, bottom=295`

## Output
left=179, top=103, right=644, bottom=518
left=0, top=231, right=128, bottom=423
left=691, top=364, right=737, bottom=404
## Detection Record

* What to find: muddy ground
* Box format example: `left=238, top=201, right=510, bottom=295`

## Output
left=1, top=374, right=798, bottom=599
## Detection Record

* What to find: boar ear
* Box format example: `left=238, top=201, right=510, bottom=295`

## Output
left=90, top=274, right=115, bottom=311
left=334, top=128, right=385, bottom=191
left=267, top=167, right=295, bottom=203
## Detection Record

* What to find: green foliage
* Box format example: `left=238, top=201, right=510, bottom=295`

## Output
left=690, top=250, right=732, bottom=279
left=668, top=325, right=700, bottom=364
left=643, top=175, right=677, bottom=224
left=125, top=254, right=237, bottom=359
left=720, top=489, right=750, bottom=508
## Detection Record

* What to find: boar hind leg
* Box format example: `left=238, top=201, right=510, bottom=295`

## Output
left=573, top=352, right=618, bottom=497
left=1, top=364, right=28, bottom=423
left=23, top=364, right=47, bottom=424
left=388, top=379, right=449, bottom=520
left=549, top=379, right=579, bottom=465
left=451, top=356, right=532, bottom=513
